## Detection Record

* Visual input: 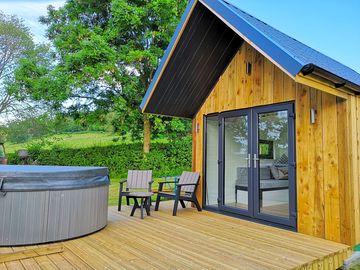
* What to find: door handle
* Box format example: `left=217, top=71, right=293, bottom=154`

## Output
left=244, top=154, right=251, bottom=168
left=253, top=154, right=259, bottom=168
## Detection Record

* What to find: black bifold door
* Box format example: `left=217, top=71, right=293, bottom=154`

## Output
left=204, top=103, right=296, bottom=228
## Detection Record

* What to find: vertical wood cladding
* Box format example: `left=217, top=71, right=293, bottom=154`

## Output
left=193, top=42, right=360, bottom=245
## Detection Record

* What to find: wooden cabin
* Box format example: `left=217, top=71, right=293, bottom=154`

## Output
left=141, top=0, right=360, bottom=246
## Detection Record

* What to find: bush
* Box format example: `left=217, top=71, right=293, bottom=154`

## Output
left=7, top=137, right=192, bottom=178
left=5, top=115, right=54, bottom=144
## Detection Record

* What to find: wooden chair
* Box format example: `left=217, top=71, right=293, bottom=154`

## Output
left=118, top=170, right=152, bottom=211
left=155, top=171, right=201, bottom=216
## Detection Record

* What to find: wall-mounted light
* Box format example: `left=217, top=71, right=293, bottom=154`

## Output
left=310, top=108, right=317, bottom=124
left=246, top=62, right=252, bottom=75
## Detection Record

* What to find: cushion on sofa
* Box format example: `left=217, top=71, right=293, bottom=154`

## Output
left=236, top=166, right=273, bottom=187
left=259, top=167, right=271, bottom=180
left=270, top=166, right=288, bottom=180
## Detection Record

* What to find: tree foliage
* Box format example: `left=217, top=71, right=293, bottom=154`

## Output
left=0, top=12, right=39, bottom=120
left=11, top=0, right=191, bottom=148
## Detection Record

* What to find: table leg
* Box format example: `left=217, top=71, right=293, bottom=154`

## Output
left=140, top=198, right=144, bottom=219
left=130, top=198, right=138, bottom=216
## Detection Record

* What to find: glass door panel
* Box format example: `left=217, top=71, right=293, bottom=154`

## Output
left=205, top=116, right=219, bottom=207
left=223, top=114, right=250, bottom=212
left=204, top=103, right=296, bottom=228
left=256, top=110, right=289, bottom=218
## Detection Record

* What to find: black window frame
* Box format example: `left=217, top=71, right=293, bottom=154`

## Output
left=202, top=102, right=297, bottom=230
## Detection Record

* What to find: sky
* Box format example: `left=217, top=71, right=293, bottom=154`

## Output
left=0, top=0, right=65, bottom=43
left=0, top=0, right=359, bottom=73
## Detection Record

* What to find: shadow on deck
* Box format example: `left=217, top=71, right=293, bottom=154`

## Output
left=0, top=201, right=351, bottom=269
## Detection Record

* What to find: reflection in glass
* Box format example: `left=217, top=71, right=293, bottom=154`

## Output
left=258, top=110, right=289, bottom=218
left=205, top=116, right=218, bottom=206
left=224, top=116, right=249, bottom=210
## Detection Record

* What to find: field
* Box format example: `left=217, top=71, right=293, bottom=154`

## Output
left=5, top=132, right=121, bottom=154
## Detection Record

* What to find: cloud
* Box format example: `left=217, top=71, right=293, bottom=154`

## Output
left=0, top=1, right=65, bottom=43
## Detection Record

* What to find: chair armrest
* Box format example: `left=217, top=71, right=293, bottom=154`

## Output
left=119, top=179, right=127, bottom=192
left=157, top=180, right=178, bottom=184
left=158, top=181, right=165, bottom=192
left=176, top=183, right=198, bottom=194
left=148, top=180, right=153, bottom=192
left=176, top=183, right=198, bottom=187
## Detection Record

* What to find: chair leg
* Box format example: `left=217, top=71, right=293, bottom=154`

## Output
left=145, top=198, right=151, bottom=216
left=173, top=197, right=179, bottom=216
left=118, top=194, right=122, bottom=211
left=179, top=200, right=186, bottom=208
left=193, top=197, right=202, bottom=212
left=155, top=194, right=161, bottom=211
left=140, top=198, right=144, bottom=219
left=126, top=196, right=130, bottom=206
left=130, top=198, right=139, bottom=217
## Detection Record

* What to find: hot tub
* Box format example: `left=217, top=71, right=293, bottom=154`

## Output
left=0, top=165, right=109, bottom=246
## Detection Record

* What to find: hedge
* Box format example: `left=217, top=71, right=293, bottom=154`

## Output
left=7, top=137, right=192, bottom=179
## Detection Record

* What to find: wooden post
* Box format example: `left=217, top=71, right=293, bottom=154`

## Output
left=192, top=118, right=196, bottom=171
left=143, top=114, right=151, bottom=154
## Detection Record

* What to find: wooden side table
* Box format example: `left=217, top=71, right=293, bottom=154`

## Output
left=127, top=192, right=153, bottom=219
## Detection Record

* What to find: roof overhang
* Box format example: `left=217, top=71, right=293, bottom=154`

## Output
left=140, top=0, right=243, bottom=118
left=300, top=64, right=360, bottom=94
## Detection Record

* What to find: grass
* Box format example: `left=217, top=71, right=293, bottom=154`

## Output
left=5, top=131, right=170, bottom=154
left=5, top=132, right=121, bottom=154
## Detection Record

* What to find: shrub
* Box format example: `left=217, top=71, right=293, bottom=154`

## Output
left=7, top=137, right=192, bottom=178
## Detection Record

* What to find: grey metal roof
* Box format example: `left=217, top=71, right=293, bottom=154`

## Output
left=224, top=1, right=360, bottom=86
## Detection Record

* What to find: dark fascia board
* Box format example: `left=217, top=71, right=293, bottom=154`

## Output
left=200, top=0, right=304, bottom=77
left=301, top=64, right=360, bottom=93
left=140, top=0, right=198, bottom=112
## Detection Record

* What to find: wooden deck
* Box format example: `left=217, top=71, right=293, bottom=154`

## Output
left=0, top=201, right=351, bottom=269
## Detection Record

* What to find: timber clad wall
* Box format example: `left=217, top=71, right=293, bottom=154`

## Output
left=193, top=42, right=360, bottom=246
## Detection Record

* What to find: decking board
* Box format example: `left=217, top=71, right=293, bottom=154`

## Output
left=0, top=202, right=351, bottom=269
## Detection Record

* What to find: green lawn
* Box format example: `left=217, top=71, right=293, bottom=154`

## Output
left=5, top=132, right=123, bottom=154
left=5, top=131, right=170, bottom=154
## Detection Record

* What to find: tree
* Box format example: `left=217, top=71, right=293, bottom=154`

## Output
left=0, top=12, right=36, bottom=120
left=13, top=0, right=189, bottom=153
left=107, top=0, right=188, bottom=152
